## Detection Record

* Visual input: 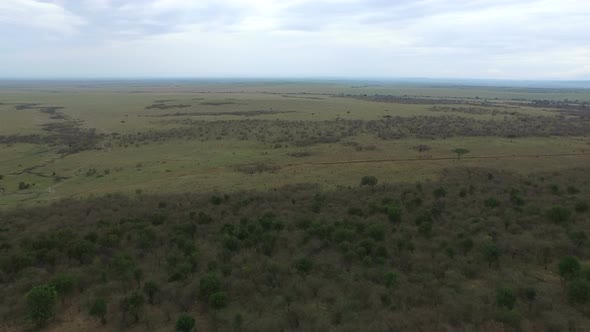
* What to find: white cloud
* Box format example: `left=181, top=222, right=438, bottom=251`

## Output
left=0, top=0, right=589, bottom=79
left=0, top=0, right=85, bottom=35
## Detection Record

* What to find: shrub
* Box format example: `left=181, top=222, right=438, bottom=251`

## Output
left=176, top=313, right=196, bottom=332
left=122, top=292, right=145, bottom=323
left=433, top=187, right=447, bottom=198
left=199, top=273, right=221, bottom=298
left=49, top=273, right=77, bottom=303
left=295, top=258, right=313, bottom=274
left=367, top=224, right=385, bottom=241
left=496, top=287, right=516, bottom=310
left=89, top=298, right=107, bottom=324
left=360, top=176, right=378, bottom=187
left=384, top=271, right=399, bottom=288
left=387, top=205, right=402, bottom=223
left=558, top=256, right=581, bottom=280
left=567, top=279, right=590, bottom=304
left=143, top=281, right=159, bottom=304
left=26, top=284, right=57, bottom=326
left=567, top=186, right=580, bottom=195
left=484, top=197, right=499, bottom=208
left=209, top=291, right=228, bottom=310
left=483, top=243, right=502, bottom=267
left=460, top=238, right=474, bottom=255
left=547, top=206, right=572, bottom=223
left=575, top=201, right=589, bottom=213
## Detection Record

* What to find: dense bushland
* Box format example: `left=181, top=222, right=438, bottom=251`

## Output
left=1, top=167, right=589, bottom=331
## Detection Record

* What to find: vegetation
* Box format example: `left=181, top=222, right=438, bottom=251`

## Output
left=0, top=166, right=588, bottom=330
left=1, top=81, right=590, bottom=330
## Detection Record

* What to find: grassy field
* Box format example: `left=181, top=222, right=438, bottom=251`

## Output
left=1, top=81, right=589, bottom=209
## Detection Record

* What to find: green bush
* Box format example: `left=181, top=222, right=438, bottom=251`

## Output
left=176, top=313, right=196, bottom=332
left=26, top=284, right=57, bottom=326
left=89, top=298, right=107, bottom=324
left=387, top=205, right=402, bottom=223
left=384, top=271, right=399, bottom=288
left=575, top=201, right=589, bottom=213
left=484, top=197, right=499, bottom=208
left=558, top=256, right=581, bottom=280
left=367, top=224, right=385, bottom=241
left=295, top=258, right=313, bottom=274
left=547, top=206, right=572, bottom=223
left=209, top=291, right=228, bottom=310
left=199, top=273, right=221, bottom=298
left=49, top=273, right=77, bottom=302
left=360, top=176, right=378, bottom=187
left=496, top=287, right=516, bottom=310
left=122, top=292, right=145, bottom=323
left=567, top=279, right=590, bottom=304
left=143, top=281, right=160, bottom=304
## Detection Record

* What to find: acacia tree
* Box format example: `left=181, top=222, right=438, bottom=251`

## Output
left=176, top=313, right=196, bottom=332
left=89, top=298, right=107, bottom=325
left=49, top=273, right=77, bottom=304
left=496, top=287, right=516, bottom=310
left=452, top=148, right=470, bottom=160
left=26, top=284, right=57, bottom=327
left=143, top=281, right=160, bottom=304
left=360, top=176, right=378, bottom=187
left=123, top=292, right=145, bottom=323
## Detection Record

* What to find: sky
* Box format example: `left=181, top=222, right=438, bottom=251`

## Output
left=0, top=0, right=589, bottom=80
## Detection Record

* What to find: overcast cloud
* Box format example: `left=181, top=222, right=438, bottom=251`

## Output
left=0, top=0, right=589, bottom=79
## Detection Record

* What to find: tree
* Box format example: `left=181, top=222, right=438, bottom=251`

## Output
left=122, top=292, right=145, bottom=323
left=49, top=273, right=77, bottom=304
left=569, top=230, right=588, bottom=248
left=568, top=279, right=590, bottom=304
left=460, top=238, right=474, bottom=256
left=209, top=291, right=228, bottom=310
left=547, top=206, right=572, bottom=223
left=452, top=148, right=470, bottom=160
left=387, top=205, right=402, bottom=223
left=143, top=281, right=160, bottom=305
left=199, top=273, right=221, bottom=298
left=89, top=298, right=107, bottom=325
left=558, top=256, right=581, bottom=280
left=176, top=313, right=196, bottom=332
left=360, top=176, right=378, bottom=187
left=522, top=287, right=536, bottom=311
left=496, top=287, right=516, bottom=310
left=295, top=257, right=313, bottom=274
left=483, top=243, right=502, bottom=267
left=112, top=253, right=136, bottom=281
left=134, top=268, right=143, bottom=288
left=67, top=239, right=95, bottom=264
left=384, top=271, right=398, bottom=288
left=26, top=284, right=57, bottom=327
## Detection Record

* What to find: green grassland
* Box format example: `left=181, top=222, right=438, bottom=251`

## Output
left=1, top=81, right=590, bottom=209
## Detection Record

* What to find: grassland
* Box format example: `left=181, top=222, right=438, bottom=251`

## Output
left=1, top=81, right=590, bottom=209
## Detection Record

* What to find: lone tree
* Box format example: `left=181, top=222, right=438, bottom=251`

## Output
left=558, top=256, right=581, bottom=280
left=496, top=287, right=517, bottom=310
left=360, top=176, right=378, bottom=187
left=176, top=313, right=196, bottom=332
left=89, top=298, right=107, bottom=325
left=26, top=284, right=57, bottom=327
left=452, top=148, right=470, bottom=160
left=143, top=281, right=160, bottom=305
left=122, top=292, right=145, bottom=323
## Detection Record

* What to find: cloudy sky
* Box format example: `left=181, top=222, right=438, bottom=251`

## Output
left=0, top=0, right=589, bottom=79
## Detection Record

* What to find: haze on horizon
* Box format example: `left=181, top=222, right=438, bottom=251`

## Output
left=1, top=0, right=589, bottom=80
